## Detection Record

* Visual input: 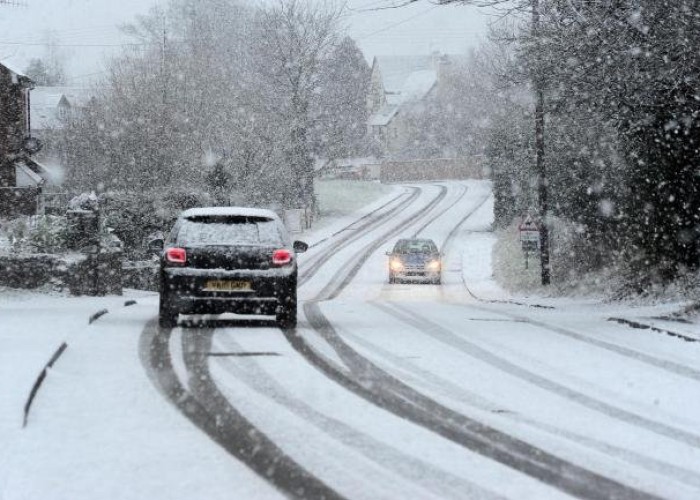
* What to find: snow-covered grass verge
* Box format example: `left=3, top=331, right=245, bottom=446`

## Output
left=316, top=179, right=393, bottom=218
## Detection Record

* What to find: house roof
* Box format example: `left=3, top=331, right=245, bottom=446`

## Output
left=30, top=86, right=92, bottom=131
left=0, top=57, right=33, bottom=87
left=30, top=89, right=71, bottom=130
left=368, top=55, right=440, bottom=127
left=369, top=103, right=400, bottom=127
left=0, top=57, right=28, bottom=78
left=401, top=70, right=437, bottom=102
left=41, top=86, right=93, bottom=107
left=373, top=55, right=433, bottom=94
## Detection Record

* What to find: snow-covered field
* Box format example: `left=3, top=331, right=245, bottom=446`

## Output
left=1, top=180, right=699, bottom=499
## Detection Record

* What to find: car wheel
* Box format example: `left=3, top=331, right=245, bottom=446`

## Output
left=159, top=293, right=178, bottom=328
left=276, top=292, right=297, bottom=329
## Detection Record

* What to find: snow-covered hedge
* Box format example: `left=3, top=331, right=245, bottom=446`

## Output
left=492, top=216, right=620, bottom=295
left=99, top=188, right=213, bottom=259
left=2, top=216, right=69, bottom=254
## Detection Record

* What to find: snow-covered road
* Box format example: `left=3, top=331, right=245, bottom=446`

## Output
left=2, top=180, right=699, bottom=499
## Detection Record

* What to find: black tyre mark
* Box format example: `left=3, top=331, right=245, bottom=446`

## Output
left=460, top=302, right=700, bottom=383
left=295, top=302, right=656, bottom=500
left=88, top=308, right=109, bottom=324
left=139, top=321, right=344, bottom=500
left=316, top=185, right=449, bottom=301
left=411, top=182, right=469, bottom=237
left=337, top=327, right=700, bottom=489
left=23, top=342, right=68, bottom=427
left=608, top=317, right=698, bottom=343
left=382, top=302, right=700, bottom=449
left=300, top=187, right=421, bottom=286
left=308, top=189, right=411, bottom=250
left=288, top=184, right=660, bottom=499
left=212, top=333, right=502, bottom=500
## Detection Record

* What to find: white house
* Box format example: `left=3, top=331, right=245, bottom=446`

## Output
left=30, top=86, right=92, bottom=134
left=366, top=53, right=453, bottom=157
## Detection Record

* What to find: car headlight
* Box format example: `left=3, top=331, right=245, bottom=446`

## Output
left=390, top=259, right=404, bottom=271
left=426, top=260, right=441, bottom=272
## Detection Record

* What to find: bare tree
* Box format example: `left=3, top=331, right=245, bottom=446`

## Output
left=253, top=0, right=343, bottom=210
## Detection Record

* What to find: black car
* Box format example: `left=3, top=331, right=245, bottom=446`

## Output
left=387, top=238, right=441, bottom=284
left=158, top=207, right=308, bottom=328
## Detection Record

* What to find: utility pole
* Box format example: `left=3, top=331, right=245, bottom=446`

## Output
left=532, top=0, right=551, bottom=285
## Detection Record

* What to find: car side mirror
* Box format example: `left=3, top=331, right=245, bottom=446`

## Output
left=293, top=240, right=308, bottom=253
left=148, top=238, right=164, bottom=254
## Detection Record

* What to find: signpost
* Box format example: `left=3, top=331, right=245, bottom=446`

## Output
left=519, top=216, right=540, bottom=269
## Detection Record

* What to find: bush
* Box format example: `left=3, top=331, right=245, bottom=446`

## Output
left=3, top=215, right=69, bottom=254
left=99, top=187, right=213, bottom=258
left=492, top=216, right=616, bottom=295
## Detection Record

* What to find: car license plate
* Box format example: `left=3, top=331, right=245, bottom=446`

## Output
left=205, top=280, right=252, bottom=291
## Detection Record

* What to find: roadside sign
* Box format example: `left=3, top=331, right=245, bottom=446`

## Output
left=519, top=216, right=540, bottom=257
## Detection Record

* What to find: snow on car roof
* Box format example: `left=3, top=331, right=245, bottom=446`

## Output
left=180, top=206, right=280, bottom=220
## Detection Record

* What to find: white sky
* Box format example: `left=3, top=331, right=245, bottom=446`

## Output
left=0, top=0, right=494, bottom=83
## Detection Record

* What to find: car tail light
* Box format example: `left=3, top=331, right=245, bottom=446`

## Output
left=272, top=249, right=293, bottom=266
left=165, top=247, right=187, bottom=265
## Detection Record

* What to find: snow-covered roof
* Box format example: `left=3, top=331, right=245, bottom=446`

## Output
left=30, top=87, right=93, bottom=131
left=401, top=70, right=437, bottom=102
left=0, top=57, right=29, bottom=78
left=42, top=86, right=93, bottom=107
left=30, top=89, right=71, bottom=130
left=180, top=207, right=280, bottom=220
left=369, top=104, right=400, bottom=126
left=369, top=55, right=440, bottom=127
left=15, top=161, right=45, bottom=187
left=374, top=55, right=433, bottom=93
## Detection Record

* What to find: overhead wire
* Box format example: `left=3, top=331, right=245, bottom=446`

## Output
left=355, top=4, right=440, bottom=40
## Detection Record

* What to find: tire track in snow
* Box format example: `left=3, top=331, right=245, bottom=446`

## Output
left=299, top=186, right=422, bottom=286
left=139, top=320, right=344, bottom=500
left=411, top=182, right=470, bottom=237
left=306, top=188, right=412, bottom=251
left=211, top=333, right=502, bottom=500
left=286, top=182, right=656, bottom=499
left=313, top=184, right=449, bottom=300
left=438, top=192, right=700, bottom=382
left=298, top=301, right=656, bottom=500
left=336, top=324, right=700, bottom=489
left=381, top=301, right=700, bottom=450
left=460, top=296, right=700, bottom=383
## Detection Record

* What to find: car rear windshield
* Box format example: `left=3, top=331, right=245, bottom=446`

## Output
left=175, top=216, right=284, bottom=246
left=393, top=240, right=437, bottom=254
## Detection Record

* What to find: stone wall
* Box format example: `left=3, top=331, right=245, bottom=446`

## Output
left=0, top=250, right=122, bottom=296
left=122, top=260, right=159, bottom=292
left=380, top=157, right=488, bottom=183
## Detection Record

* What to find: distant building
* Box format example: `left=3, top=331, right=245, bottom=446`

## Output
left=30, top=86, right=92, bottom=135
left=366, top=53, right=454, bottom=158
left=30, top=86, right=92, bottom=183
